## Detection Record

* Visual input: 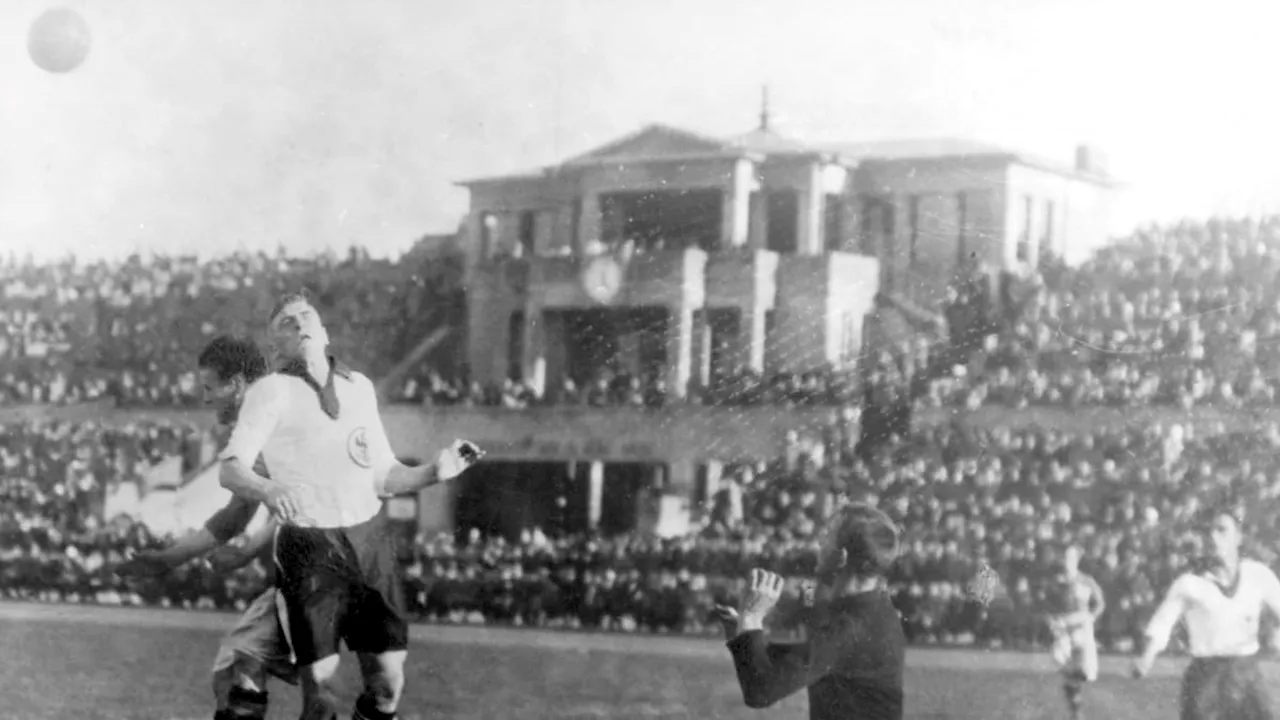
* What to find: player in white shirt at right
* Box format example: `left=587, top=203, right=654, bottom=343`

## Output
left=1132, top=503, right=1280, bottom=720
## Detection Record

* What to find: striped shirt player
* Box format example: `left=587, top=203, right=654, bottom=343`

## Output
left=1133, top=505, right=1280, bottom=720
left=219, top=293, right=481, bottom=720
left=1043, top=545, right=1105, bottom=720
left=203, top=491, right=292, bottom=690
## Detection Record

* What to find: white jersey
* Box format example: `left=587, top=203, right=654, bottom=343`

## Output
left=220, top=364, right=396, bottom=529
left=1144, top=559, right=1280, bottom=658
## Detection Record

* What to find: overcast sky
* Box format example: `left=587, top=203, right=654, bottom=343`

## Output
left=3, top=0, right=1279, bottom=260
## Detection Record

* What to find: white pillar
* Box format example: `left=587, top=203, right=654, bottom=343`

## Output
left=796, top=162, right=824, bottom=256
left=664, top=303, right=694, bottom=399
left=722, top=159, right=754, bottom=249
left=519, top=306, right=546, bottom=393
left=587, top=461, right=604, bottom=530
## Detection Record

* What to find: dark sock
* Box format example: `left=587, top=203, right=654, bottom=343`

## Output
left=224, top=687, right=269, bottom=720
left=1063, top=679, right=1082, bottom=711
left=214, top=711, right=234, bottom=720
left=353, top=693, right=397, bottom=720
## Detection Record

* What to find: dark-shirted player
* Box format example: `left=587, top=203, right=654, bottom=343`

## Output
left=715, top=503, right=906, bottom=720
left=218, top=293, right=483, bottom=720
left=117, top=336, right=294, bottom=720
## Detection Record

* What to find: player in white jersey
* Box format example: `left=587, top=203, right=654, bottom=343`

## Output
left=1132, top=504, right=1280, bottom=720
left=220, top=292, right=482, bottom=720
left=1043, top=545, right=1105, bottom=720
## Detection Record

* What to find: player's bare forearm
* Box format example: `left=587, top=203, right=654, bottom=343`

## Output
left=160, top=529, right=221, bottom=567
left=219, top=457, right=273, bottom=503
left=378, top=462, right=440, bottom=497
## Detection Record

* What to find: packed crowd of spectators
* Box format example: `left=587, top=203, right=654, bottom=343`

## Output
left=0, top=243, right=462, bottom=408
left=5, top=414, right=1280, bottom=654
left=0, top=420, right=213, bottom=606
left=395, top=366, right=863, bottom=411
left=925, top=216, right=1280, bottom=410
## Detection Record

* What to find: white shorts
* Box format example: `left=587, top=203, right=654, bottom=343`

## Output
left=1050, top=616, right=1098, bottom=682
left=212, top=589, right=298, bottom=686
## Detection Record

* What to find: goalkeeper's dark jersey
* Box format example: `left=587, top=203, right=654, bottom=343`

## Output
left=726, top=588, right=905, bottom=720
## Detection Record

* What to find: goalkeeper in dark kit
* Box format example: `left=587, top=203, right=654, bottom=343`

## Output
left=716, top=503, right=906, bottom=720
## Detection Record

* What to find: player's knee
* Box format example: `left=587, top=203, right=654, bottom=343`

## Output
left=221, top=685, right=270, bottom=720
left=300, top=655, right=343, bottom=699
left=358, top=651, right=407, bottom=710
left=367, top=662, right=406, bottom=702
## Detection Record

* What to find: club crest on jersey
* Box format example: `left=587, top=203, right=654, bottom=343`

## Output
left=347, top=427, right=372, bottom=468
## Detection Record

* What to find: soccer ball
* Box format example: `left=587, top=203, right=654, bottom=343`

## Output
left=28, top=7, right=92, bottom=74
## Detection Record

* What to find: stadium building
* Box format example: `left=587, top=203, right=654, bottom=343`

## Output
left=389, top=116, right=1114, bottom=541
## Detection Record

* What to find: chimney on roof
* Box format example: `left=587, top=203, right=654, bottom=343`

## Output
left=759, top=85, right=771, bottom=132
left=1075, top=145, right=1108, bottom=176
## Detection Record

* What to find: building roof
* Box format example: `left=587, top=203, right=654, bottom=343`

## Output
left=457, top=123, right=1111, bottom=187
left=823, top=137, right=1113, bottom=185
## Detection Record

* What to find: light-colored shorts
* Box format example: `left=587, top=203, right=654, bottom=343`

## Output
left=1050, top=616, right=1098, bottom=682
left=212, top=589, right=298, bottom=686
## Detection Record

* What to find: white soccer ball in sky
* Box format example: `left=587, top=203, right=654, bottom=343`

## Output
left=28, top=7, right=92, bottom=74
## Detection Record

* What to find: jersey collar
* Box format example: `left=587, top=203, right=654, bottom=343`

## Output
left=277, top=355, right=352, bottom=419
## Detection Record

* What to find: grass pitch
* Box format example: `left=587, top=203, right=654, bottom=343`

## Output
left=2, top=603, right=1272, bottom=719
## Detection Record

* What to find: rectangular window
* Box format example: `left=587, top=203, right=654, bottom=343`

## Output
left=766, top=191, right=799, bottom=254
left=518, top=211, right=536, bottom=257
left=824, top=194, right=844, bottom=252
left=508, top=311, right=524, bottom=381
left=570, top=198, right=583, bottom=255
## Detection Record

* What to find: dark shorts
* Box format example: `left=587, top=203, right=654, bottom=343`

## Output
left=274, top=513, right=408, bottom=666
left=1181, top=655, right=1274, bottom=720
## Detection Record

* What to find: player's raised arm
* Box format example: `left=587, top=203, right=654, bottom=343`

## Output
left=1133, top=575, right=1190, bottom=677
left=361, top=376, right=484, bottom=496
left=219, top=376, right=285, bottom=504
left=725, top=570, right=854, bottom=709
